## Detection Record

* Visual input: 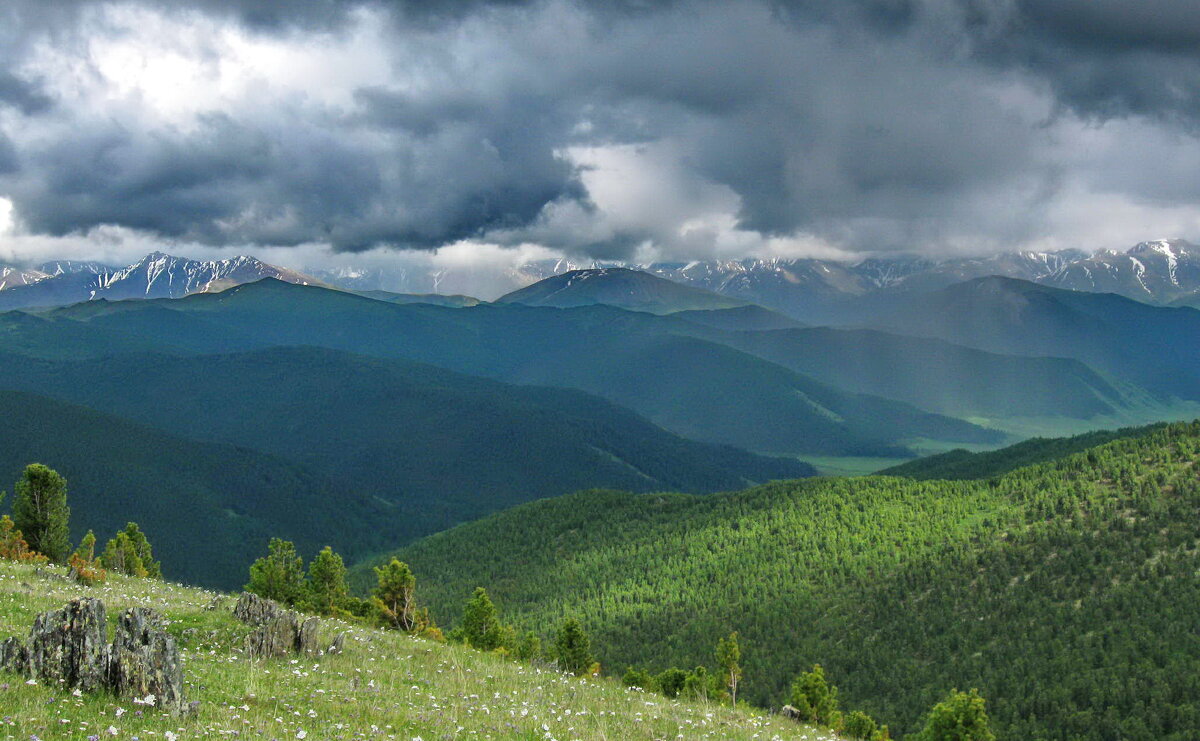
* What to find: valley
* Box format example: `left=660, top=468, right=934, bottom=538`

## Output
left=2, top=249, right=1200, bottom=739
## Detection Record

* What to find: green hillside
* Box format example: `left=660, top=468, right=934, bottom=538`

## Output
left=0, top=347, right=810, bottom=546
left=370, top=421, right=1200, bottom=739
left=878, top=424, right=1163, bottom=480
left=0, top=560, right=833, bottom=741
left=0, top=390, right=395, bottom=589
left=2, top=281, right=1003, bottom=456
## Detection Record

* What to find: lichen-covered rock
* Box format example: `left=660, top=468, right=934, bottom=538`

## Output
left=245, top=612, right=302, bottom=657
left=232, top=591, right=284, bottom=625
left=326, top=632, right=346, bottom=655
left=298, top=617, right=321, bottom=656
left=0, top=599, right=189, bottom=714
left=109, top=608, right=186, bottom=714
left=236, top=592, right=325, bottom=658
left=0, top=636, right=27, bottom=674
left=27, top=598, right=109, bottom=692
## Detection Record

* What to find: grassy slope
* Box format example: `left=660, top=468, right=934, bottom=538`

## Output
left=369, top=422, right=1200, bottom=739
left=0, top=561, right=833, bottom=741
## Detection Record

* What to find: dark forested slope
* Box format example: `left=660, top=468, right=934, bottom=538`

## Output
left=0, top=390, right=391, bottom=589
left=0, top=346, right=810, bottom=538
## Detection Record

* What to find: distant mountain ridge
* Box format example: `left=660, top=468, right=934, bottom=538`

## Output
left=308, top=239, right=1200, bottom=318
left=0, top=251, right=321, bottom=309
left=497, top=267, right=746, bottom=313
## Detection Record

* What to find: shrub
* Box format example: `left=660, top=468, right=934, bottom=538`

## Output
left=0, top=515, right=48, bottom=564
left=789, top=664, right=839, bottom=725
left=914, top=689, right=995, bottom=741
left=844, top=710, right=878, bottom=740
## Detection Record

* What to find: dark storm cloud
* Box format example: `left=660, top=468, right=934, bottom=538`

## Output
left=967, top=0, right=1200, bottom=124
left=0, top=0, right=1198, bottom=256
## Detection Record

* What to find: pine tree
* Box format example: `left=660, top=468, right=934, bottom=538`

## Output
left=790, top=664, right=839, bottom=725
left=514, top=631, right=542, bottom=662
left=246, top=538, right=306, bottom=605
left=305, top=546, right=350, bottom=616
left=101, top=531, right=147, bottom=577
left=716, top=631, right=743, bottom=705
left=121, top=523, right=161, bottom=579
left=460, top=587, right=503, bottom=651
left=554, top=617, right=594, bottom=676
left=73, top=530, right=97, bottom=562
left=371, top=558, right=417, bottom=631
left=12, top=464, right=70, bottom=562
left=915, top=689, right=995, bottom=741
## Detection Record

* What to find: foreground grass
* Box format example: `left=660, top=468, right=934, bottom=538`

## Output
left=0, top=561, right=834, bottom=740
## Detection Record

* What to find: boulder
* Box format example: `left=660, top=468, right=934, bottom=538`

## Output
left=234, top=592, right=324, bottom=658
left=109, top=608, right=186, bottom=713
left=244, top=613, right=323, bottom=658
left=0, top=636, right=27, bottom=674
left=0, top=599, right=188, bottom=714
left=27, top=598, right=108, bottom=692
left=326, top=632, right=346, bottom=655
left=232, top=591, right=283, bottom=625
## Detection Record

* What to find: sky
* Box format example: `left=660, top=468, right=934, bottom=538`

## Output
left=1, top=0, right=1199, bottom=272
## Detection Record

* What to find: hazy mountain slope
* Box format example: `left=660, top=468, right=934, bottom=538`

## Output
left=0, top=390, right=391, bottom=590
left=375, top=422, right=1200, bottom=739
left=705, top=326, right=1125, bottom=418
left=672, top=305, right=805, bottom=331
left=351, top=289, right=482, bottom=307
left=0, top=346, right=812, bottom=527
left=0, top=252, right=322, bottom=310
left=13, top=280, right=1000, bottom=456
left=860, top=276, right=1200, bottom=400
left=497, top=267, right=746, bottom=313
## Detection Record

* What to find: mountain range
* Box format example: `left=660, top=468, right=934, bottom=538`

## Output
left=309, top=239, right=1200, bottom=318
left=0, top=252, right=320, bottom=310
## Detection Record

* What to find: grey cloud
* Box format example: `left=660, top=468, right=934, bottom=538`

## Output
left=0, top=72, right=53, bottom=115
left=0, top=0, right=1198, bottom=258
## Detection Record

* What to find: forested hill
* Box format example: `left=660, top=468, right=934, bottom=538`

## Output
left=371, top=421, right=1200, bottom=739
left=878, top=424, right=1164, bottom=480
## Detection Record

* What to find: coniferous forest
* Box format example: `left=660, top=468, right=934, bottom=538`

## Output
left=359, top=422, right=1200, bottom=739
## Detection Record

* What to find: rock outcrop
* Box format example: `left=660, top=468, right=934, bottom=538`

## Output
left=27, top=598, right=110, bottom=692
left=0, top=598, right=188, bottom=714
left=233, top=592, right=324, bottom=658
left=232, top=591, right=283, bottom=626
left=109, top=608, right=186, bottom=712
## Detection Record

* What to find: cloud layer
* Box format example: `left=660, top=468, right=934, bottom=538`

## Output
left=1, top=0, right=1199, bottom=263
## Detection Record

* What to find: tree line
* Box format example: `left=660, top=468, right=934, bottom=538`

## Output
left=1, top=463, right=161, bottom=585
left=242, top=535, right=995, bottom=740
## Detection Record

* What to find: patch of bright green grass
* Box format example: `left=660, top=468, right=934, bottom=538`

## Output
left=0, top=561, right=835, bottom=740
